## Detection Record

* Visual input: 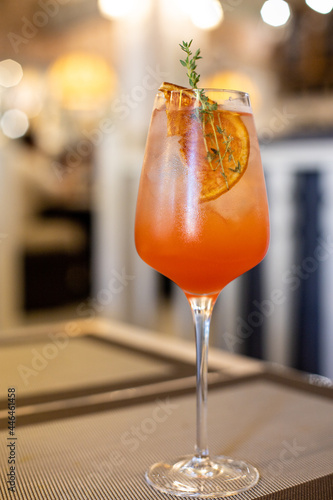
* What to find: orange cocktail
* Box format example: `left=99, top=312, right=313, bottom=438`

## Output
left=135, top=86, right=269, bottom=298
left=135, top=79, right=269, bottom=497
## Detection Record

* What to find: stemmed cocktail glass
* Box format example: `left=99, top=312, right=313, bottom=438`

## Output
left=135, top=86, right=269, bottom=497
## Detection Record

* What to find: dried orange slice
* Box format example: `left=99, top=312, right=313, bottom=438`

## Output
left=159, top=82, right=197, bottom=137
left=159, top=82, right=250, bottom=202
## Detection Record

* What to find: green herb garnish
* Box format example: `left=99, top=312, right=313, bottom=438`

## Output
left=179, top=40, right=241, bottom=189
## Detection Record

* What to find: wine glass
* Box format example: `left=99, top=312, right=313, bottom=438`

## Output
left=135, top=87, right=270, bottom=497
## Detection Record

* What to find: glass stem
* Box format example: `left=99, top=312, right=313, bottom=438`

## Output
left=189, top=295, right=215, bottom=461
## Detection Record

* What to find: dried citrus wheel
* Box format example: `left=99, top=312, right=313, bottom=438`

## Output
left=159, top=82, right=250, bottom=202
left=159, top=82, right=197, bottom=137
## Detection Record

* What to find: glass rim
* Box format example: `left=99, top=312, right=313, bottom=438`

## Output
left=157, top=87, right=250, bottom=98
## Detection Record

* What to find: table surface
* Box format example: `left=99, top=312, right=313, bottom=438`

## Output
left=0, top=317, right=332, bottom=500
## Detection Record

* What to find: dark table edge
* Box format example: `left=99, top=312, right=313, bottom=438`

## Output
left=1, top=368, right=332, bottom=429
left=0, top=333, right=197, bottom=409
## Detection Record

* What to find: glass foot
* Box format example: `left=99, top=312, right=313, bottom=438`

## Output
left=145, top=455, right=259, bottom=498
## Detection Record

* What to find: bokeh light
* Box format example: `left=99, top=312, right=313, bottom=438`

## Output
left=10, top=68, right=44, bottom=118
left=98, top=0, right=151, bottom=20
left=203, top=71, right=261, bottom=111
left=0, top=60, right=23, bottom=88
left=189, top=0, right=224, bottom=30
left=305, top=0, right=333, bottom=14
left=1, top=109, right=29, bottom=139
left=48, top=52, right=117, bottom=110
left=260, top=0, right=291, bottom=27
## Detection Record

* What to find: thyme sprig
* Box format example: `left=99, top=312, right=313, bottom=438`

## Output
left=179, top=40, right=240, bottom=189
left=179, top=39, right=201, bottom=89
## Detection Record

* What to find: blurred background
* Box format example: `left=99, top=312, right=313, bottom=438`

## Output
left=0, top=0, right=332, bottom=378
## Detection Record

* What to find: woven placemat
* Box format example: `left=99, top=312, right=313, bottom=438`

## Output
left=0, top=375, right=332, bottom=499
